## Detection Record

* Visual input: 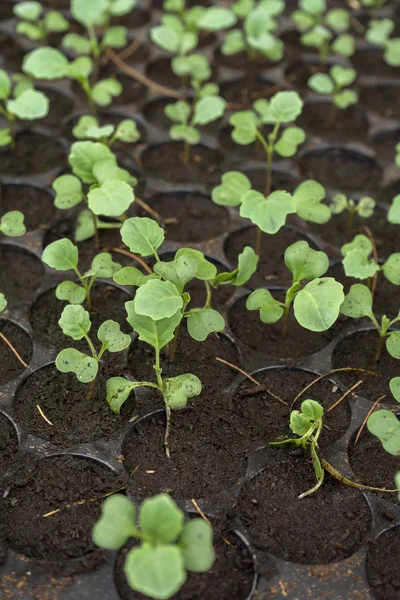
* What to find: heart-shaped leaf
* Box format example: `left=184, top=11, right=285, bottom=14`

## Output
left=340, top=284, right=373, bottom=319
left=93, top=494, right=136, bottom=549
left=212, top=171, right=251, bottom=207
left=367, top=410, right=400, bottom=455
left=180, top=519, right=215, bottom=573
left=0, top=211, right=26, bottom=237
left=56, top=281, right=86, bottom=305
left=97, top=320, right=131, bottom=353
left=246, top=289, right=284, bottom=323
left=285, top=240, right=329, bottom=282
left=58, top=304, right=91, bottom=340
left=55, top=348, right=98, bottom=382
left=164, top=373, right=202, bottom=409
left=187, top=308, right=225, bottom=341
left=240, top=190, right=296, bottom=234
left=294, top=179, right=330, bottom=224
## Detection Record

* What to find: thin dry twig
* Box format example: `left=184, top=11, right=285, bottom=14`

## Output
left=191, top=499, right=231, bottom=546
left=117, top=39, right=141, bottom=62
left=327, top=380, right=363, bottom=413
left=215, top=357, right=260, bottom=385
left=240, top=385, right=288, bottom=406
left=0, top=331, right=30, bottom=369
left=135, top=196, right=163, bottom=222
left=36, top=404, right=54, bottom=426
left=105, top=247, right=153, bottom=274
left=42, top=487, right=126, bottom=518
left=354, top=394, right=386, bottom=446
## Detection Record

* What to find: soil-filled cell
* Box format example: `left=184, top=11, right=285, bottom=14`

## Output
left=0, top=133, right=66, bottom=176
left=367, top=527, right=400, bottom=600
left=0, top=184, right=56, bottom=234
left=0, top=320, right=32, bottom=385
left=0, top=412, right=18, bottom=479
left=0, top=245, right=44, bottom=309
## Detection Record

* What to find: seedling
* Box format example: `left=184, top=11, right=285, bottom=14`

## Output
left=93, top=493, right=215, bottom=600
left=246, top=240, right=344, bottom=336
left=42, top=238, right=121, bottom=310
left=165, top=91, right=226, bottom=164
left=0, top=210, right=26, bottom=237
left=0, top=293, right=6, bottom=313
left=340, top=283, right=400, bottom=360
left=51, top=140, right=136, bottom=242
left=340, top=234, right=400, bottom=289
left=221, top=0, right=284, bottom=63
left=388, top=195, right=400, bottom=225
left=23, top=47, right=123, bottom=113
left=308, top=65, right=358, bottom=123
left=364, top=17, right=400, bottom=67
left=56, top=304, right=130, bottom=400
left=270, top=399, right=325, bottom=498
left=292, top=0, right=355, bottom=65
left=62, top=0, right=137, bottom=71
left=14, top=1, right=69, bottom=42
left=330, top=193, right=375, bottom=232
left=0, top=70, right=49, bottom=148
left=72, top=115, right=141, bottom=147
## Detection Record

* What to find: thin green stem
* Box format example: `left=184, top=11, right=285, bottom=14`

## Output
left=281, top=303, right=290, bottom=338
left=183, top=141, right=191, bottom=165
left=204, top=281, right=212, bottom=309
left=84, top=332, right=97, bottom=359
left=346, top=207, right=356, bottom=233
left=86, top=377, right=97, bottom=401
left=79, top=78, right=97, bottom=116
left=97, top=343, right=107, bottom=361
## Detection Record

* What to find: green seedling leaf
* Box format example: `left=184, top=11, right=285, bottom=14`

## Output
left=275, top=126, right=305, bottom=157
left=212, top=171, right=251, bottom=207
left=0, top=70, right=11, bottom=100
left=367, top=410, right=400, bottom=455
left=114, top=267, right=158, bottom=287
left=56, top=348, right=98, bottom=383
left=90, top=253, right=121, bottom=279
left=330, top=193, right=347, bottom=214
left=67, top=56, right=93, bottom=79
left=334, top=89, right=358, bottom=109
left=332, top=34, right=355, bottom=57
left=102, top=26, right=127, bottom=49
left=290, top=399, right=323, bottom=436
left=340, top=283, right=373, bottom=318
left=14, top=1, right=42, bottom=21
left=308, top=73, right=335, bottom=94
left=221, top=29, right=246, bottom=55
left=71, top=0, right=108, bottom=27
left=382, top=254, right=400, bottom=285
left=80, top=124, right=115, bottom=141
left=240, top=190, right=296, bottom=234
left=246, top=289, right=284, bottom=323
left=97, top=320, right=131, bottom=352
left=121, top=217, right=164, bottom=257
left=56, top=281, right=86, bottom=305
left=387, top=331, right=400, bottom=359
left=175, top=248, right=217, bottom=280
left=385, top=38, right=400, bottom=67
left=53, top=174, right=84, bottom=209
left=42, top=238, right=79, bottom=271
left=69, top=141, right=115, bottom=184
left=75, top=209, right=96, bottom=242
left=285, top=241, right=329, bottom=281
left=366, top=19, right=394, bottom=46
left=134, top=280, right=183, bottom=321
left=170, top=124, right=200, bottom=145
left=330, top=65, right=357, bottom=88
left=44, top=11, right=69, bottom=33
left=230, top=110, right=258, bottom=145
left=268, top=91, right=303, bottom=123
left=290, top=410, right=312, bottom=437
left=193, top=96, right=226, bottom=126
left=106, top=377, right=142, bottom=414
left=198, top=7, right=237, bottom=30
left=126, top=300, right=182, bottom=351
left=390, top=377, right=400, bottom=403
left=294, top=179, right=330, bottom=224
left=23, top=47, right=69, bottom=79
left=187, top=308, right=225, bottom=341
left=110, top=0, right=138, bottom=16
left=302, top=398, right=324, bottom=420
left=92, top=79, right=123, bottom=107
left=294, top=277, right=344, bottom=331
left=150, top=25, right=181, bottom=53
left=343, top=249, right=380, bottom=280
left=125, top=544, right=186, bottom=600
left=58, top=304, right=91, bottom=340
left=357, top=197, right=375, bottom=218
left=388, top=195, right=400, bottom=224
left=154, top=254, right=197, bottom=294
left=0, top=129, right=11, bottom=146
left=92, top=494, right=137, bottom=549
left=164, top=373, right=202, bottom=408
left=342, top=234, right=372, bottom=258
left=325, top=8, right=349, bottom=31
left=180, top=519, right=214, bottom=572
left=0, top=293, right=6, bottom=312
left=88, top=179, right=134, bottom=217
left=16, top=22, right=43, bottom=41
left=165, top=101, right=191, bottom=125
left=212, top=246, right=258, bottom=287
left=0, top=211, right=26, bottom=237
left=62, top=33, right=92, bottom=55
left=140, top=494, right=184, bottom=543
left=115, top=119, right=140, bottom=143
left=92, top=159, right=135, bottom=185
left=7, top=89, right=49, bottom=120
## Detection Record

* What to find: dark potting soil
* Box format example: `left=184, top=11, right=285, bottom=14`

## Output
left=0, top=245, right=44, bottom=309
left=349, top=427, right=400, bottom=504
left=112, top=7, right=150, bottom=28
left=146, top=58, right=183, bottom=90
left=214, top=48, right=281, bottom=74
left=137, top=191, right=230, bottom=242
left=123, top=43, right=151, bottom=66
left=360, top=82, right=400, bottom=122
left=141, top=143, right=222, bottom=186
left=0, top=2, right=14, bottom=20
left=0, top=184, right=56, bottom=233
left=219, top=78, right=277, bottom=105
left=122, top=407, right=248, bottom=500
left=373, top=127, right=400, bottom=165
left=143, top=97, right=176, bottom=131
left=13, top=362, right=135, bottom=445
left=380, top=178, right=400, bottom=206
left=1, top=454, right=124, bottom=560
left=0, top=33, right=25, bottom=72
left=366, top=527, right=400, bottom=600
left=115, top=523, right=255, bottom=600
left=352, top=48, right=399, bottom=80
left=224, top=226, right=317, bottom=289
left=128, top=327, right=239, bottom=401
left=297, top=102, right=369, bottom=145
left=30, top=283, right=131, bottom=353
left=0, top=320, right=32, bottom=386
left=0, top=413, right=18, bottom=479
left=299, top=147, right=383, bottom=193
left=218, top=124, right=288, bottom=167
left=0, top=133, right=66, bottom=175
left=285, top=60, right=326, bottom=95
left=228, top=294, right=339, bottom=359
left=332, top=329, right=400, bottom=402
left=110, top=73, right=149, bottom=106
left=237, top=446, right=371, bottom=564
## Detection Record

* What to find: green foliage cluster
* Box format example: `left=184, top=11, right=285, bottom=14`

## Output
left=14, top=1, right=69, bottom=41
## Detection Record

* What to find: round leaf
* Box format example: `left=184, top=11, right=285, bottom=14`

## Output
left=55, top=348, right=98, bottom=382
left=58, top=304, right=91, bottom=340
left=69, top=141, right=115, bottom=184
left=42, top=238, right=78, bottom=271
left=268, top=91, right=303, bottom=123
left=187, top=308, right=225, bottom=341
left=390, top=377, right=400, bottom=403
left=93, top=494, right=136, bottom=549
left=53, top=174, right=84, bottom=209
left=164, top=373, right=202, bottom=408
left=23, top=47, right=69, bottom=79
left=294, top=277, right=344, bottom=331
left=7, top=89, right=49, bottom=120
left=212, top=171, right=251, bottom=207
left=88, top=179, right=134, bottom=217
left=0, top=293, right=7, bottom=312
left=382, top=253, right=400, bottom=285
left=246, top=289, right=284, bottom=323
left=180, top=519, right=215, bottom=572
left=0, top=211, right=26, bottom=237
left=121, top=217, right=164, bottom=257
left=367, top=410, right=400, bottom=455
left=134, top=280, right=183, bottom=321
left=308, top=73, right=334, bottom=94
left=388, top=195, right=400, bottom=224
left=139, top=494, right=184, bottom=543
left=192, top=96, right=226, bottom=126
left=285, top=241, right=329, bottom=282
left=387, top=331, right=400, bottom=360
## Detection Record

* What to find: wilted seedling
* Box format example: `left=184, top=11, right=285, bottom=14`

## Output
left=340, top=283, right=400, bottom=360
left=270, top=399, right=325, bottom=498
left=56, top=304, right=130, bottom=400
left=42, top=238, right=121, bottom=310
left=72, top=115, right=141, bottom=147
left=330, top=193, right=375, bottom=232
left=221, top=0, right=284, bottom=63
left=23, top=47, right=123, bottom=113
left=0, top=69, right=49, bottom=148
left=165, top=91, right=226, bottom=164
left=14, top=1, right=69, bottom=41
left=93, top=493, right=215, bottom=599
left=52, top=140, right=136, bottom=242
left=340, top=234, right=400, bottom=288
left=246, top=240, right=344, bottom=336
left=292, top=0, right=355, bottom=65
left=308, top=65, right=358, bottom=123
left=0, top=210, right=26, bottom=237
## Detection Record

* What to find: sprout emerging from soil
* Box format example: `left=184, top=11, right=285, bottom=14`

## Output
left=93, top=493, right=215, bottom=599
left=308, top=65, right=358, bottom=124
left=0, top=69, right=49, bottom=149
left=364, top=15, right=400, bottom=67
left=14, top=1, right=69, bottom=42
left=246, top=240, right=344, bottom=336
left=72, top=115, right=141, bottom=147
left=42, top=238, right=121, bottom=310
left=330, top=194, right=375, bottom=232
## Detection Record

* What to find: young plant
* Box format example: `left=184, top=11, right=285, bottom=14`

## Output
left=270, top=399, right=325, bottom=498
left=23, top=47, right=123, bottom=113
left=165, top=91, right=226, bottom=164
left=0, top=70, right=49, bottom=148
left=93, top=493, right=215, bottom=600
left=330, top=193, right=375, bottom=232
left=41, top=238, right=121, bottom=310
left=292, top=0, right=355, bottom=65
left=62, top=0, right=137, bottom=70
left=72, top=115, right=140, bottom=147
left=0, top=210, right=26, bottom=237
left=14, top=1, right=69, bottom=42
left=51, top=140, right=136, bottom=242
left=56, top=304, right=131, bottom=400
left=364, top=16, right=400, bottom=67
left=221, top=0, right=284, bottom=63
left=246, top=240, right=344, bottom=336
left=388, top=194, right=400, bottom=225
left=340, top=283, right=400, bottom=360
left=340, top=234, right=400, bottom=289
left=308, top=65, right=358, bottom=123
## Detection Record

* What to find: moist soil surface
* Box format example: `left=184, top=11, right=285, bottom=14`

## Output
left=115, top=524, right=255, bottom=600
left=0, top=244, right=44, bottom=309
left=0, top=133, right=66, bottom=175
left=0, top=413, right=18, bottom=480
left=0, top=320, right=32, bottom=385
left=297, top=102, right=369, bottom=145
left=366, top=527, right=400, bottom=600
left=219, top=77, right=277, bottom=105
left=332, top=329, right=400, bottom=402
left=0, top=184, right=57, bottom=234
left=1, top=454, right=123, bottom=560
